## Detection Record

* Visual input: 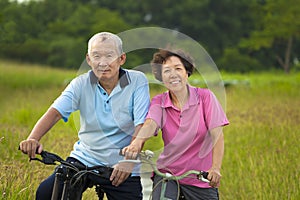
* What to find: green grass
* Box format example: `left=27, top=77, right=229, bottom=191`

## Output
left=0, top=60, right=299, bottom=199
left=220, top=71, right=300, bottom=199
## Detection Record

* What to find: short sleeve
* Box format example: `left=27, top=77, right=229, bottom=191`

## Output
left=51, top=78, right=81, bottom=122
left=132, top=74, right=150, bottom=126
left=146, top=94, right=163, bottom=129
left=200, top=89, right=229, bottom=130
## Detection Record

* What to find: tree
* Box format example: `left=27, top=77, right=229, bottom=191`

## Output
left=0, top=0, right=131, bottom=68
left=239, top=0, right=300, bottom=73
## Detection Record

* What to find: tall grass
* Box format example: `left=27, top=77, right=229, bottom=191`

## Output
left=0, top=60, right=299, bottom=199
left=0, top=60, right=78, bottom=199
left=220, top=71, right=300, bottom=199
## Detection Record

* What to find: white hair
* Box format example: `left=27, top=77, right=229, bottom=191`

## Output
left=87, top=32, right=123, bottom=55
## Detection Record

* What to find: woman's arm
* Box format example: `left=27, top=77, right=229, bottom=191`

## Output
left=111, top=119, right=158, bottom=186
left=208, top=126, right=224, bottom=187
left=122, top=118, right=158, bottom=158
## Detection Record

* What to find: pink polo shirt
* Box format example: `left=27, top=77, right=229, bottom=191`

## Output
left=147, top=85, right=229, bottom=188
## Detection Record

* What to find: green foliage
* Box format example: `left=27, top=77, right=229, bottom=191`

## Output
left=239, top=0, right=300, bottom=72
left=0, top=0, right=131, bottom=68
left=218, top=48, right=264, bottom=72
left=240, top=0, right=300, bottom=49
left=0, top=0, right=299, bottom=73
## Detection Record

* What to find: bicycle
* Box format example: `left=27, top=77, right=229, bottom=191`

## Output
left=119, top=150, right=210, bottom=200
left=22, top=149, right=209, bottom=200
left=22, top=149, right=113, bottom=200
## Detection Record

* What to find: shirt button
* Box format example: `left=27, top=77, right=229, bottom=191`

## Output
left=103, top=92, right=106, bottom=95
left=106, top=100, right=109, bottom=103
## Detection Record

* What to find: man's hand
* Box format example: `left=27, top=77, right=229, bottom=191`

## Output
left=109, top=139, right=144, bottom=186
left=110, top=162, right=135, bottom=186
left=19, top=139, right=43, bottom=158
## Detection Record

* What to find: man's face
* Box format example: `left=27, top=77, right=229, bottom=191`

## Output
left=86, top=40, right=126, bottom=82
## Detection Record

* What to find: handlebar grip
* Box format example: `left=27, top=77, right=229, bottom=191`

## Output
left=202, top=171, right=209, bottom=179
left=18, top=146, right=43, bottom=154
left=119, top=149, right=141, bottom=160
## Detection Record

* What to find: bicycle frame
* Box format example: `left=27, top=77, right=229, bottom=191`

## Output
left=119, top=150, right=210, bottom=200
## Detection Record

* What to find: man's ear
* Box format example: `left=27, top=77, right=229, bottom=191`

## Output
left=119, top=54, right=126, bottom=66
left=86, top=54, right=91, bottom=66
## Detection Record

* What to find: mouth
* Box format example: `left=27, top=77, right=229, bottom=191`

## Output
left=169, top=80, right=181, bottom=84
left=97, top=69, right=110, bottom=73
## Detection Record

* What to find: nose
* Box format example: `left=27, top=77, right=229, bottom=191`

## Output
left=98, top=62, right=108, bottom=68
left=98, top=58, right=110, bottom=67
left=169, top=68, right=178, bottom=78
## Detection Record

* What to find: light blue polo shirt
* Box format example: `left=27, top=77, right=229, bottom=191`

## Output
left=51, top=69, right=150, bottom=174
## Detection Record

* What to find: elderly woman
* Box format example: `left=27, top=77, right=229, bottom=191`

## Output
left=123, top=49, right=229, bottom=200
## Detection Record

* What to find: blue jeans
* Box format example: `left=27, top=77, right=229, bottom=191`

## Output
left=36, top=157, right=143, bottom=200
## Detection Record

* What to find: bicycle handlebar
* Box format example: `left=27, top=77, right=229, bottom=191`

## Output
left=21, top=148, right=209, bottom=182
left=19, top=148, right=112, bottom=171
left=119, top=150, right=210, bottom=183
left=30, top=150, right=65, bottom=165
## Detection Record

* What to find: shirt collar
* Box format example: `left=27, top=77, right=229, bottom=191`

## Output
left=161, top=85, right=199, bottom=109
left=89, top=68, right=130, bottom=88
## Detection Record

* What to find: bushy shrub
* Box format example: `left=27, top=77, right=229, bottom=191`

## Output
left=217, top=48, right=264, bottom=72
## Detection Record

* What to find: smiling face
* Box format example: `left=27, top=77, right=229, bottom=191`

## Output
left=86, top=38, right=126, bottom=83
left=161, top=56, right=189, bottom=92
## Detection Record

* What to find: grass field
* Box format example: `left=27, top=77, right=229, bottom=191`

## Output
left=0, top=60, right=299, bottom=199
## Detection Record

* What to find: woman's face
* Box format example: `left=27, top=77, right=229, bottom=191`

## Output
left=161, top=56, right=189, bottom=92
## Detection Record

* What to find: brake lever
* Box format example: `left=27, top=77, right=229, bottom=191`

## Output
left=39, top=151, right=64, bottom=165
left=28, top=150, right=63, bottom=165
left=18, top=146, right=62, bottom=165
left=28, top=151, right=55, bottom=165
left=29, top=157, right=47, bottom=163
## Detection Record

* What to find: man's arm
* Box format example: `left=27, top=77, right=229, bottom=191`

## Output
left=19, top=107, right=62, bottom=158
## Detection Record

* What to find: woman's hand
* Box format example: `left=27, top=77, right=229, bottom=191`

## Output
left=121, top=138, right=144, bottom=160
left=207, top=168, right=222, bottom=188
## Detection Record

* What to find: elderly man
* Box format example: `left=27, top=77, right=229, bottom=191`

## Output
left=19, top=32, right=150, bottom=200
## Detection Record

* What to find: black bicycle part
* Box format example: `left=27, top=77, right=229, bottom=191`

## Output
left=30, top=150, right=64, bottom=165
left=20, top=148, right=111, bottom=200
left=95, top=185, right=105, bottom=199
left=200, top=171, right=209, bottom=179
